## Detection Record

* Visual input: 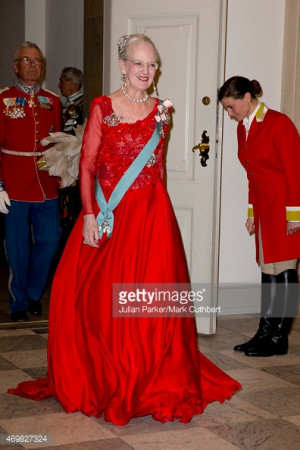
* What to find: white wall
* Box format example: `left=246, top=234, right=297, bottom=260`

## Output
left=0, top=0, right=24, bottom=87
left=218, top=0, right=285, bottom=313
left=24, top=0, right=46, bottom=54
left=24, top=0, right=84, bottom=99
left=45, top=0, right=84, bottom=98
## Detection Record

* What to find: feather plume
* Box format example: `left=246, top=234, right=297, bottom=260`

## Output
left=40, top=123, right=85, bottom=188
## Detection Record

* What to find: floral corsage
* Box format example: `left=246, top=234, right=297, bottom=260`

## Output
left=155, top=99, right=172, bottom=138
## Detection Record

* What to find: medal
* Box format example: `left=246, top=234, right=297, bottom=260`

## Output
left=3, top=97, right=27, bottom=118
left=28, top=94, right=35, bottom=108
left=38, top=96, right=53, bottom=109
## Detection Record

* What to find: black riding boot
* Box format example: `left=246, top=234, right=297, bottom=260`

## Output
left=245, top=269, right=299, bottom=357
left=233, top=272, right=276, bottom=352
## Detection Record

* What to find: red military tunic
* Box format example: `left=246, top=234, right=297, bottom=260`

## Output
left=237, top=104, right=300, bottom=263
left=0, top=85, right=61, bottom=201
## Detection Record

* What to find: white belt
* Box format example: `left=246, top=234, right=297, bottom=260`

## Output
left=1, top=148, right=45, bottom=157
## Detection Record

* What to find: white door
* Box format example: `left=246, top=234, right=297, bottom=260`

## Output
left=103, top=0, right=226, bottom=334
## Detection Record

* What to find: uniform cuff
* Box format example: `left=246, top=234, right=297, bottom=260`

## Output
left=286, top=206, right=300, bottom=222
left=248, top=204, right=254, bottom=218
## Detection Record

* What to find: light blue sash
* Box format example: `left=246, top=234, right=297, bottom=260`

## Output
left=95, top=122, right=161, bottom=239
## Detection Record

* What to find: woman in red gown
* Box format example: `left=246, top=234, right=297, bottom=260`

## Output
left=9, top=34, right=241, bottom=425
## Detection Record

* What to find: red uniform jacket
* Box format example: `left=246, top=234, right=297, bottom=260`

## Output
left=237, top=105, right=300, bottom=263
left=0, top=86, right=61, bottom=201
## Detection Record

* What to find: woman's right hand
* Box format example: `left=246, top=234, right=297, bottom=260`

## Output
left=245, top=217, right=255, bottom=235
left=83, top=214, right=99, bottom=247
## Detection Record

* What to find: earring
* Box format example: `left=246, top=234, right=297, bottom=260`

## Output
left=153, top=81, right=158, bottom=95
left=121, top=72, right=126, bottom=83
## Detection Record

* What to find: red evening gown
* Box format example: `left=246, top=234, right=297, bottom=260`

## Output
left=8, top=96, right=241, bottom=425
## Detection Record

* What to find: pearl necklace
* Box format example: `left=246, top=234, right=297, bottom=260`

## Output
left=121, top=84, right=148, bottom=103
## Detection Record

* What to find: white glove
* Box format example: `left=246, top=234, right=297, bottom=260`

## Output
left=0, top=190, right=11, bottom=214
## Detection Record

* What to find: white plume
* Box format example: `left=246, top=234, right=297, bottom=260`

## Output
left=40, top=123, right=85, bottom=188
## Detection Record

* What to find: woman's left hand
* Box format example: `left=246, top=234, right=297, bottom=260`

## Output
left=83, top=214, right=100, bottom=247
left=286, top=221, right=300, bottom=235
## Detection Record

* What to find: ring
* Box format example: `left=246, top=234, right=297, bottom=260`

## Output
left=83, top=240, right=87, bottom=245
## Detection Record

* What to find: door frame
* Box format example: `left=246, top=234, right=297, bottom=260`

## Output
left=207, top=0, right=228, bottom=332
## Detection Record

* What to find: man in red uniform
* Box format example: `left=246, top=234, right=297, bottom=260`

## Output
left=0, top=41, right=61, bottom=321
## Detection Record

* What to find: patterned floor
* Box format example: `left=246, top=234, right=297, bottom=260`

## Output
left=0, top=308, right=299, bottom=449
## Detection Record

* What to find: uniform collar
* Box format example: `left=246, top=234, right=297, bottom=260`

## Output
left=15, top=79, right=40, bottom=95
left=255, top=102, right=268, bottom=122
left=66, top=89, right=83, bottom=104
left=242, top=102, right=268, bottom=130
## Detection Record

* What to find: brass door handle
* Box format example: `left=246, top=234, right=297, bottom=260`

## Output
left=192, top=130, right=210, bottom=166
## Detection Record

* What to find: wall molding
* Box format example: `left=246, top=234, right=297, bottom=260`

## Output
left=281, top=0, right=300, bottom=130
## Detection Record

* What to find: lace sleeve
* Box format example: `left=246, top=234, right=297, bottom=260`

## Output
left=156, top=123, right=168, bottom=183
left=79, top=101, right=103, bottom=215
